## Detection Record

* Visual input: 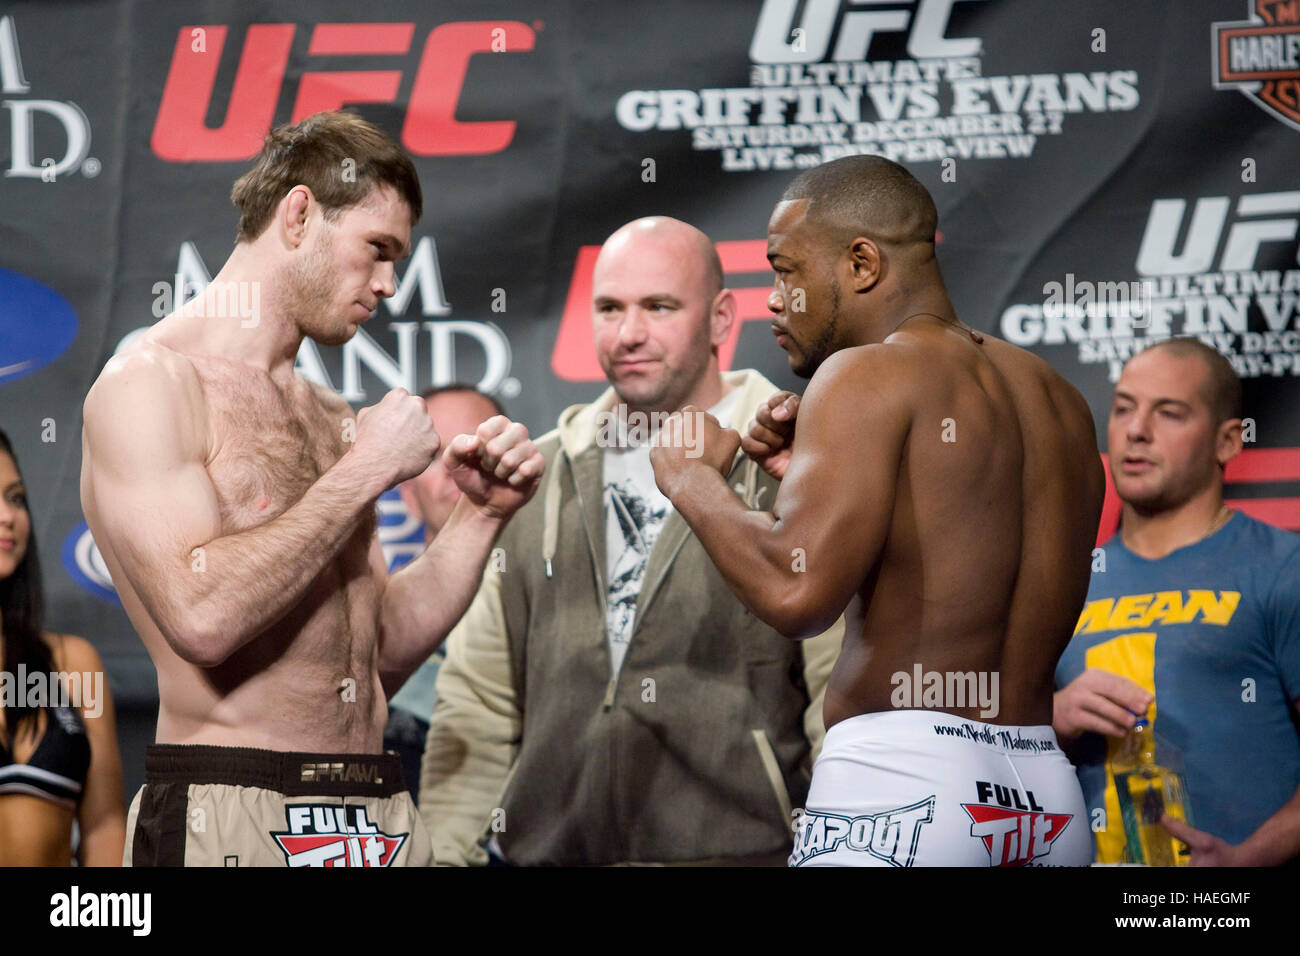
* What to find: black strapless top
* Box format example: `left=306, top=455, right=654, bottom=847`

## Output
left=0, top=706, right=92, bottom=809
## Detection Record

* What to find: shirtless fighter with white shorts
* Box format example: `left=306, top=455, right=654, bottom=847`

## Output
left=81, top=112, right=543, bottom=867
left=651, top=156, right=1104, bottom=866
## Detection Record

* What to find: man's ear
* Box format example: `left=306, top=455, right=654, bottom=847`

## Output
left=1216, top=417, right=1244, bottom=468
left=847, top=236, right=883, bottom=293
left=710, top=288, right=737, bottom=348
left=279, top=185, right=315, bottom=249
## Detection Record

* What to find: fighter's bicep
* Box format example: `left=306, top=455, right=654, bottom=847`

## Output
left=771, top=356, right=910, bottom=612
left=83, top=359, right=222, bottom=585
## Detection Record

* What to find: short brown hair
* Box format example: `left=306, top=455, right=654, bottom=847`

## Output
left=231, top=111, right=422, bottom=243
left=1142, top=338, right=1243, bottom=424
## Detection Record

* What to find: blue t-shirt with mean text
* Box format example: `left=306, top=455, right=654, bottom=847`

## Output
left=1055, top=513, right=1300, bottom=860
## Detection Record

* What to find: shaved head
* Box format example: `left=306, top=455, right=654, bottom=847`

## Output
left=1137, top=338, right=1243, bottom=425
left=591, top=216, right=731, bottom=413
left=780, top=155, right=937, bottom=251
left=599, top=216, right=723, bottom=298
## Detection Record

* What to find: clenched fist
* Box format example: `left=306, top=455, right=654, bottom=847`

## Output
left=442, top=416, right=546, bottom=520
left=649, top=405, right=740, bottom=501
left=741, top=390, right=800, bottom=480
left=354, top=388, right=441, bottom=489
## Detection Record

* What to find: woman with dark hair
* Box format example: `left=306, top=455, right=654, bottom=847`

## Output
left=0, top=429, right=125, bottom=864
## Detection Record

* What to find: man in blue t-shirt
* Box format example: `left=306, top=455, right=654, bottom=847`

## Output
left=1054, top=338, right=1300, bottom=865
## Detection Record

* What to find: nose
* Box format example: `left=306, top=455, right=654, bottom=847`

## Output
left=373, top=261, right=396, bottom=300
left=768, top=285, right=784, bottom=316
left=1125, top=407, right=1152, bottom=444
left=617, top=307, right=649, bottom=348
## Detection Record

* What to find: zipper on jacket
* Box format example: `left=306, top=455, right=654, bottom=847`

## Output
left=601, top=677, right=618, bottom=711
left=566, top=463, right=609, bottom=622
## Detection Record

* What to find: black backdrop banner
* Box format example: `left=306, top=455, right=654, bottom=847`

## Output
left=3, top=0, right=1299, bottom=720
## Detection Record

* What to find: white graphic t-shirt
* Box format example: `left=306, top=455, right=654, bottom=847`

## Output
left=602, top=390, right=739, bottom=678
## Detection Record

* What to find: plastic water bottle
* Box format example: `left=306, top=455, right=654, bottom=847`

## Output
left=1112, top=718, right=1193, bottom=866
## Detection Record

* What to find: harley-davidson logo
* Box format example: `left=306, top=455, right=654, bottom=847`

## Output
left=1213, top=1, right=1300, bottom=130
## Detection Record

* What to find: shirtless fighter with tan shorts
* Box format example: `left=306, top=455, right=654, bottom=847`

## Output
left=651, top=156, right=1104, bottom=866
left=80, top=113, right=543, bottom=867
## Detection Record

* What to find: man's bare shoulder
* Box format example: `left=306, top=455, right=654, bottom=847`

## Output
left=83, top=340, right=208, bottom=459
left=799, top=344, right=921, bottom=438
left=982, top=335, right=1093, bottom=424
left=87, top=338, right=202, bottom=406
left=808, top=341, right=921, bottom=394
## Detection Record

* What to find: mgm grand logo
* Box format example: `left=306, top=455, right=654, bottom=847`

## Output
left=1214, top=1, right=1300, bottom=131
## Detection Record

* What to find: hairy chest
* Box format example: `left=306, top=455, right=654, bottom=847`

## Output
left=196, top=366, right=362, bottom=536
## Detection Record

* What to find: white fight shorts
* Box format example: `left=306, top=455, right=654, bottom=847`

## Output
left=791, top=710, right=1089, bottom=867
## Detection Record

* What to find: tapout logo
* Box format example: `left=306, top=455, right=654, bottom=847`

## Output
left=1, top=15, right=99, bottom=180
left=151, top=20, right=536, bottom=161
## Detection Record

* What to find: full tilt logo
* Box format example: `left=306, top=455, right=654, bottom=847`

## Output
left=271, top=804, right=408, bottom=867
left=152, top=21, right=536, bottom=162
left=961, top=781, right=1073, bottom=866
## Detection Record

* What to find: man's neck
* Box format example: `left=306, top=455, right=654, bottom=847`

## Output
left=1119, top=487, right=1229, bottom=560
left=173, top=249, right=303, bottom=376
left=870, top=292, right=960, bottom=346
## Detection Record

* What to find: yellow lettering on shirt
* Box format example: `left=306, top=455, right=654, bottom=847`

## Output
left=1184, top=589, right=1240, bottom=625
left=1075, top=590, right=1241, bottom=633
left=1075, top=598, right=1114, bottom=636
left=1107, top=594, right=1154, bottom=630
left=1139, top=591, right=1184, bottom=627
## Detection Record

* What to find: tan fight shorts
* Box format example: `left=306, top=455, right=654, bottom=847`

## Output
left=124, top=744, right=433, bottom=867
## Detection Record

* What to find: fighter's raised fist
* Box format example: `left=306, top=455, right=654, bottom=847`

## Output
left=741, top=390, right=800, bottom=480
left=442, top=415, right=546, bottom=520
left=354, top=388, right=441, bottom=488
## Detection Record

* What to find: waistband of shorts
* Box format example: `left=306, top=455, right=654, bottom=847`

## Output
left=823, top=710, right=1063, bottom=756
left=143, top=744, right=407, bottom=798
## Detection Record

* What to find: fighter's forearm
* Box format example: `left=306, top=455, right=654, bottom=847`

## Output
left=165, top=450, right=384, bottom=665
left=666, top=463, right=824, bottom=638
left=377, top=496, right=506, bottom=692
left=1238, top=786, right=1300, bottom=865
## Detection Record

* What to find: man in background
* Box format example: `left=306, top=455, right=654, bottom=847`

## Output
left=419, top=216, right=842, bottom=865
left=1055, top=339, right=1300, bottom=865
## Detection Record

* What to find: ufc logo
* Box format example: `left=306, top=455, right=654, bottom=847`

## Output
left=151, top=21, right=535, bottom=162
left=1136, top=191, right=1300, bottom=276
left=749, top=0, right=989, bottom=64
